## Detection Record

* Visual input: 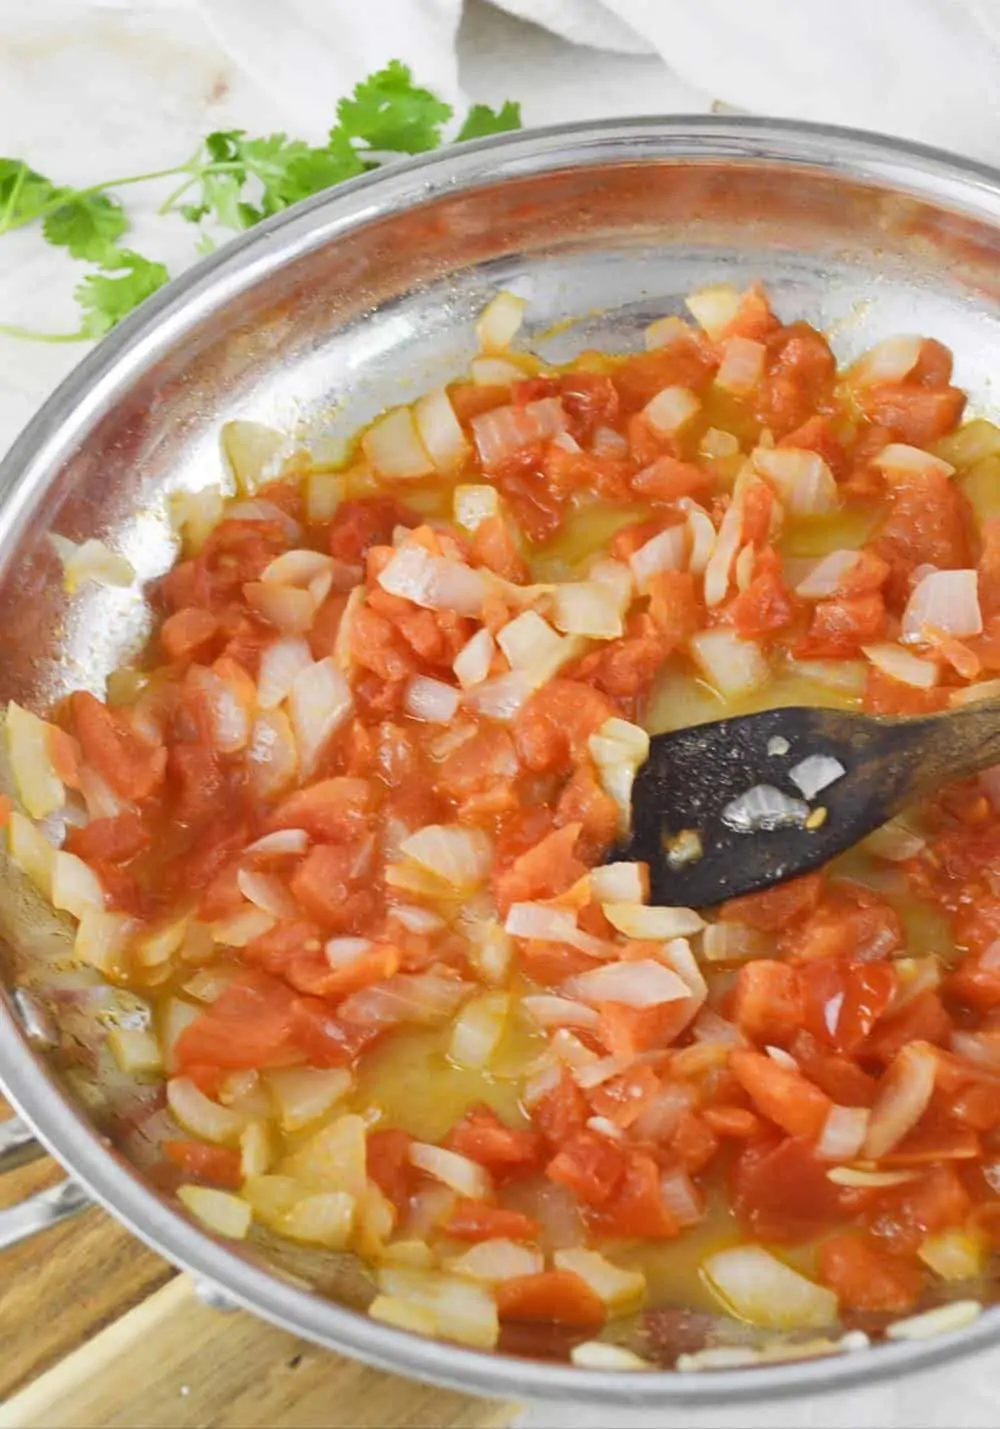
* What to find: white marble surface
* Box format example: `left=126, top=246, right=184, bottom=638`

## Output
left=2, top=4, right=1000, bottom=1423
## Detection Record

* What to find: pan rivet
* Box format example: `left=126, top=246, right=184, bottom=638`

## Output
left=193, top=1279, right=240, bottom=1312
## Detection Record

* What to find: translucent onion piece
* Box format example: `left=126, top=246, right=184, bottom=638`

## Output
left=362, top=406, right=434, bottom=479
left=107, top=1026, right=163, bottom=1075
left=659, top=1167, right=704, bottom=1228
left=262, top=549, right=334, bottom=587
left=177, top=1185, right=251, bottom=1239
left=247, top=709, right=298, bottom=801
left=872, top=443, right=955, bottom=478
left=265, top=1066, right=352, bottom=1132
left=51, top=851, right=105, bottom=920
left=571, top=1342, right=650, bottom=1371
left=588, top=862, right=648, bottom=904
left=6, top=701, right=64, bottom=819
left=236, top=868, right=299, bottom=920
left=414, top=387, right=470, bottom=474
left=816, top=1105, right=871, bottom=1162
left=565, top=959, right=690, bottom=1009
left=288, top=657, right=353, bottom=778
left=902, top=568, right=982, bottom=641
left=644, top=314, right=692, bottom=350
left=602, top=903, right=704, bottom=939
left=852, top=335, right=922, bottom=386
left=399, top=824, right=493, bottom=890
left=885, top=1301, right=982, bottom=1341
left=409, top=1142, right=493, bottom=1199
left=305, top=470, right=344, bottom=524
left=378, top=545, right=488, bottom=618
left=504, top=902, right=606, bottom=955
left=167, top=1076, right=245, bottom=1145
left=628, top=525, right=687, bottom=593
left=404, top=675, right=461, bottom=724
left=550, top=580, right=627, bottom=639
left=339, top=975, right=473, bottom=1029
left=374, top=1267, right=499, bottom=1349
left=282, top=1190, right=356, bottom=1249
left=245, top=827, right=310, bottom=857
left=721, top=783, right=810, bottom=833
left=917, top=1229, right=986, bottom=1281
left=447, top=1239, right=543, bottom=1282
left=50, top=535, right=135, bottom=594
left=244, top=581, right=315, bottom=634
left=462, top=670, right=534, bottom=722
left=453, top=628, right=495, bottom=689
left=680, top=501, right=716, bottom=575
left=862, top=642, right=940, bottom=689
left=283, top=1113, right=367, bottom=1197
left=795, top=550, right=862, bottom=600
left=643, top=386, right=700, bottom=436
left=448, top=992, right=509, bottom=1068
left=522, top=995, right=600, bottom=1031
left=211, top=906, right=276, bottom=947
left=257, top=636, right=313, bottom=710
left=716, top=336, right=765, bottom=396
left=496, top=610, right=564, bottom=671
left=226, top=499, right=300, bottom=541
left=701, top=922, right=772, bottom=963
left=685, top=284, right=741, bottom=340
left=221, top=419, right=288, bottom=494
left=702, top=1246, right=838, bottom=1330
left=554, top=1248, right=646, bottom=1310
left=863, top=1041, right=938, bottom=1159
left=690, top=628, right=770, bottom=699
left=471, top=356, right=525, bottom=386
left=75, top=906, right=134, bottom=973
left=471, top=397, right=566, bottom=469
left=453, top=484, right=500, bottom=533
left=475, top=291, right=526, bottom=352
left=753, top=447, right=839, bottom=516
left=788, top=754, right=846, bottom=800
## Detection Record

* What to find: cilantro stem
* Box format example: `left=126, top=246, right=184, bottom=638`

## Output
left=0, top=162, right=28, bottom=237
left=0, top=164, right=191, bottom=236
left=0, top=322, right=86, bottom=343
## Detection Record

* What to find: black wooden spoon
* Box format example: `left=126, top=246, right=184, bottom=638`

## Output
left=621, top=700, right=1000, bottom=908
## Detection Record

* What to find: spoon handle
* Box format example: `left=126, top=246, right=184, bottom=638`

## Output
left=896, top=696, right=1000, bottom=798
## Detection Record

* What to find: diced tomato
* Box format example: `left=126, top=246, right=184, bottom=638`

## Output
left=366, top=1128, right=416, bottom=1212
left=863, top=668, right=949, bottom=716
left=544, top=444, right=632, bottom=503
left=720, top=872, right=824, bottom=932
left=161, top=607, right=220, bottom=663
left=863, top=990, right=953, bottom=1064
left=168, top=739, right=225, bottom=827
left=546, top=1131, right=626, bottom=1206
left=285, top=942, right=399, bottom=1000
left=613, top=339, right=717, bottom=415
left=778, top=414, right=846, bottom=475
left=493, top=821, right=587, bottom=914
left=495, top=466, right=568, bottom=542
left=587, top=1065, right=661, bottom=1130
left=71, top=691, right=166, bottom=802
left=671, top=1111, right=719, bottom=1173
left=585, top=1150, right=679, bottom=1239
left=755, top=323, right=836, bottom=437
left=174, top=973, right=302, bottom=1072
left=646, top=570, right=699, bottom=647
left=947, top=949, right=1000, bottom=1012
left=496, top=1270, right=606, bottom=1328
left=596, top=1000, right=694, bottom=1058
left=532, top=1070, right=590, bottom=1145
left=288, top=997, right=380, bottom=1068
left=874, top=466, right=972, bottom=606
left=701, top=1105, right=761, bottom=1139
left=512, top=679, right=615, bottom=774
left=328, top=497, right=417, bottom=563
left=443, top=1200, right=542, bottom=1243
left=519, top=940, right=596, bottom=985
left=785, top=882, right=902, bottom=965
left=468, top=514, right=529, bottom=582
left=868, top=1166, right=972, bottom=1254
left=163, top=1139, right=242, bottom=1190
left=726, top=552, right=797, bottom=640
left=856, top=385, right=965, bottom=448
left=729, top=1049, right=832, bottom=1140
left=267, top=778, right=374, bottom=842
left=797, top=592, right=886, bottom=658
left=554, top=764, right=619, bottom=863
left=65, top=810, right=151, bottom=863
left=817, top=1233, right=924, bottom=1313
left=559, top=372, right=619, bottom=441
left=631, top=456, right=714, bottom=503
left=800, top=957, right=896, bottom=1055
left=446, top=1105, right=544, bottom=1180
left=792, top=1032, right=879, bottom=1106
left=731, top=1135, right=850, bottom=1241
left=290, top=844, right=379, bottom=933
left=730, top=960, right=803, bottom=1045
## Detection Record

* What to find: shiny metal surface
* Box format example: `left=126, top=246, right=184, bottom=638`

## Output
left=2, top=117, right=1000, bottom=1402
left=0, top=1176, right=91, bottom=1250
left=0, top=1112, right=44, bottom=1173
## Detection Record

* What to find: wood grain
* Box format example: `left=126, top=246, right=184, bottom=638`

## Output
left=0, top=1100, right=517, bottom=1429
left=0, top=1276, right=517, bottom=1429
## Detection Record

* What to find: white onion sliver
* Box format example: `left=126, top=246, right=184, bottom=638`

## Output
left=471, top=397, right=566, bottom=470
left=690, top=628, right=770, bottom=699
left=550, top=581, right=627, bottom=639
left=722, top=784, right=810, bottom=833
left=643, top=386, right=700, bottom=436
left=716, top=336, right=765, bottom=396
left=244, top=828, right=310, bottom=857
left=409, top=1141, right=493, bottom=1199
left=453, top=628, right=495, bottom=689
left=414, top=387, right=470, bottom=474
left=522, top=995, right=600, bottom=1031
left=288, top=657, right=353, bottom=778
left=475, top=291, right=526, bottom=352
left=788, top=754, right=846, bottom=800
left=325, top=937, right=372, bottom=967
left=453, top=484, right=499, bottom=532
left=378, top=546, right=487, bottom=618
left=872, top=444, right=955, bottom=478
left=257, top=636, right=313, bottom=709
left=902, top=569, right=982, bottom=642
left=236, top=868, right=299, bottom=920
left=602, top=903, right=705, bottom=939
left=685, top=285, right=741, bottom=340
left=795, top=550, right=862, bottom=600
left=753, top=447, right=839, bottom=517
left=362, top=407, right=434, bottom=479
left=863, top=1042, right=937, bottom=1159
left=628, top=526, right=687, bottom=593
left=404, top=675, right=461, bottom=724
left=463, top=670, right=534, bottom=722
left=852, top=335, right=922, bottom=386
left=862, top=642, right=940, bottom=690
left=399, top=824, right=493, bottom=890
left=496, top=610, right=564, bottom=670
left=565, top=959, right=690, bottom=1009
left=816, top=1105, right=871, bottom=1162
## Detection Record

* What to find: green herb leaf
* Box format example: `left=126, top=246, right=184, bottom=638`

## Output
left=75, top=249, right=169, bottom=337
left=337, top=61, right=452, bottom=154
left=0, top=159, right=60, bottom=230
left=456, top=101, right=523, bottom=143
left=42, top=193, right=127, bottom=262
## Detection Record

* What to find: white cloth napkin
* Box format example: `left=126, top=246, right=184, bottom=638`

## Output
left=195, top=0, right=1000, bottom=162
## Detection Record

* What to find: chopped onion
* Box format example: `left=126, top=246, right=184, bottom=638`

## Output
left=6, top=701, right=64, bottom=819
left=917, top=1229, right=986, bottom=1281
left=700, top=427, right=741, bottom=459
left=51, top=851, right=105, bottom=920
left=565, top=959, right=689, bottom=1009
left=453, top=628, right=495, bottom=689
left=787, top=657, right=868, bottom=694
left=414, top=387, right=470, bottom=474
left=378, top=545, right=488, bottom=618
left=643, top=386, right=700, bottom=436
left=572, top=1053, right=631, bottom=1089
left=399, top=824, right=492, bottom=890
left=680, top=501, right=716, bottom=575
left=463, top=670, right=535, bottom=721
left=475, top=291, right=526, bottom=352
left=703, top=475, right=750, bottom=608
left=550, top=580, right=627, bottom=639
left=589, top=862, right=648, bottom=904
left=571, top=1342, right=649, bottom=1371
left=505, top=902, right=605, bottom=955
left=886, top=1301, right=982, bottom=1341
left=75, top=907, right=134, bottom=973
left=167, top=1076, right=245, bottom=1145
left=690, top=628, right=770, bottom=699
left=587, top=558, right=634, bottom=605
left=449, top=992, right=509, bottom=1068
left=827, top=1166, right=920, bottom=1189
left=107, top=1026, right=162, bottom=1075
left=404, top=675, right=461, bottom=725
left=816, top=1105, right=871, bottom=1162
left=236, top=868, right=298, bottom=920
left=282, top=1189, right=356, bottom=1249
left=628, top=525, right=687, bottom=593
left=261, top=549, right=334, bottom=588
left=453, top=483, right=500, bottom=532
left=245, top=827, right=309, bottom=857
left=170, top=485, right=225, bottom=553
left=644, top=314, right=692, bottom=350
left=471, top=397, right=566, bottom=469
left=872, top=444, right=955, bottom=478
left=602, top=903, right=704, bottom=939
left=701, top=921, right=771, bottom=963
left=852, top=335, right=922, bottom=386
left=902, top=568, right=982, bottom=641
left=49, top=535, right=135, bottom=594
left=265, top=1066, right=352, bottom=1132
left=685, top=285, right=741, bottom=340
left=448, top=1239, right=543, bottom=1282
left=788, top=754, right=845, bottom=800
left=721, top=784, right=810, bottom=833
left=863, top=1042, right=938, bottom=1159
left=716, top=336, right=765, bottom=396
left=890, top=957, right=941, bottom=1014
left=362, top=406, right=434, bottom=480
left=592, top=425, right=629, bottom=457
left=862, top=642, right=940, bottom=689
left=374, top=1267, right=499, bottom=1349
left=304, top=470, right=344, bottom=524
left=283, top=1113, right=367, bottom=1196
left=244, top=580, right=315, bottom=634
left=497, top=610, right=564, bottom=671
left=734, top=542, right=755, bottom=593
left=471, top=356, right=525, bottom=386
left=659, top=1167, right=704, bottom=1228
left=211, top=906, right=276, bottom=947
left=177, top=1185, right=251, bottom=1239
left=184, top=666, right=251, bottom=755
left=410, top=1141, right=493, bottom=1199
left=554, top=1248, right=646, bottom=1311
left=701, top=1246, right=837, bottom=1330
left=522, top=995, right=600, bottom=1031
left=225, top=499, right=300, bottom=542
left=257, top=637, right=313, bottom=710
left=752, top=447, right=839, bottom=516
left=952, top=678, right=1000, bottom=708
left=861, top=819, right=925, bottom=863
left=247, top=709, right=298, bottom=801
left=221, top=419, right=288, bottom=494
left=795, top=550, right=862, bottom=600
left=288, top=656, right=353, bottom=778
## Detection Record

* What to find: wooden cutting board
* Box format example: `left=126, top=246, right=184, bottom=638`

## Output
left=0, top=1101, right=518, bottom=1429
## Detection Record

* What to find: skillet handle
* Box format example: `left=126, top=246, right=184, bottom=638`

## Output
left=0, top=1112, right=92, bottom=1250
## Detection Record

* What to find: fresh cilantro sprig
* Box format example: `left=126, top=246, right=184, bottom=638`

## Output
left=0, top=65, right=521, bottom=343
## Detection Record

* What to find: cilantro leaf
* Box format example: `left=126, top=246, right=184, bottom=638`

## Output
left=337, top=61, right=452, bottom=154
left=0, top=159, right=61, bottom=229
left=75, top=249, right=169, bottom=337
left=42, top=193, right=127, bottom=262
left=456, top=101, right=522, bottom=143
